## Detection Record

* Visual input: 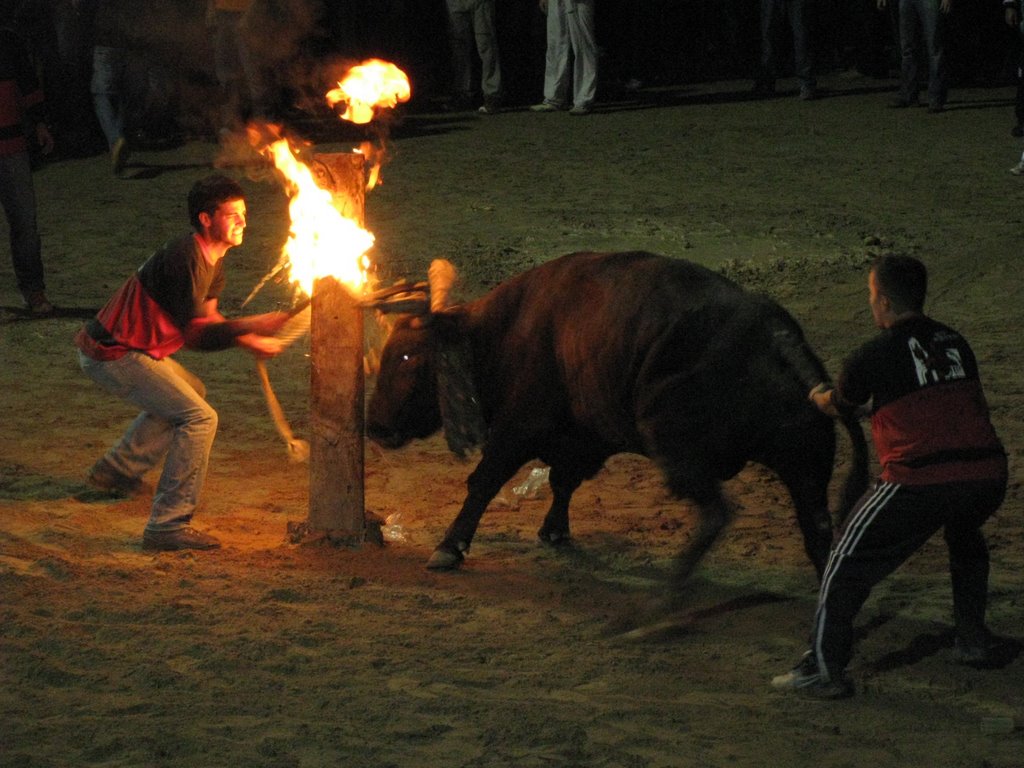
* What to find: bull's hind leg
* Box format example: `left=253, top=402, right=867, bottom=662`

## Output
left=536, top=464, right=584, bottom=546
left=536, top=447, right=608, bottom=545
left=759, top=416, right=837, bottom=579
left=667, top=484, right=735, bottom=600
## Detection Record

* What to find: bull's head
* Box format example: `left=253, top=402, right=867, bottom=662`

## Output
left=363, top=261, right=484, bottom=455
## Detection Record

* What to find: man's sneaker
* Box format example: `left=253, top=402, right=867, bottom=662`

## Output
left=111, top=136, right=130, bottom=175
left=24, top=291, right=54, bottom=316
left=87, top=459, right=146, bottom=498
left=143, top=526, right=221, bottom=552
left=799, top=85, right=818, bottom=101
left=478, top=100, right=501, bottom=115
left=1010, top=160, right=1024, bottom=176
left=771, top=651, right=854, bottom=699
left=569, top=104, right=592, bottom=116
left=530, top=102, right=560, bottom=113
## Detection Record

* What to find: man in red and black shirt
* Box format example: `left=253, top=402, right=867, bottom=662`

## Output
left=772, top=254, right=1009, bottom=698
left=1, top=16, right=55, bottom=314
left=76, top=174, right=290, bottom=552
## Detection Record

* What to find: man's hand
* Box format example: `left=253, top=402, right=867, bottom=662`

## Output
left=241, top=310, right=290, bottom=337
left=808, top=383, right=840, bottom=418
left=237, top=333, right=286, bottom=358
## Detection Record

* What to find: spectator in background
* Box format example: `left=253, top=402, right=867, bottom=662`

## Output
left=1006, top=0, right=1024, bottom=173
left=207, top=0, right=268, bottom=135
left=753, top=0, right=817, bottom=100
left=1, top=11, right=56, bottom=315
left=530, top=0, right=597, bottom=115
left=880, top=0, right=951, bottom=113
left=77, top=0, right=134, bottom=174
left=445, top=0, right=503, bottom=114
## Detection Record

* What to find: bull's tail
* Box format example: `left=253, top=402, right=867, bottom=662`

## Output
left=835, top=413, right=870, bottom=526
left=769, top=313, right=870, bottom=528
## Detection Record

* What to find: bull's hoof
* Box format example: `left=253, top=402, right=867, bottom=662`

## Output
left=537, top=529, right=571, bottom=547
left=426, top=546, right=465, bottom=570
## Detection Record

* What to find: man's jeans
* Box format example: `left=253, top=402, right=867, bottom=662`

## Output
left=90, top=45, right=127, bottom=148
left=898, top=0, right=947, bottom=107
left=0, top=151, right=45, bottom=298
left=760, top=0, right=814, bottom=89
left=79, top=350, right=217, bottom=532
left=446, top=0, right=502, bottom=101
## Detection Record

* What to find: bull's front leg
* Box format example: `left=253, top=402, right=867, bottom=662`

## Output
left=426, top=448, right=527, bottom=570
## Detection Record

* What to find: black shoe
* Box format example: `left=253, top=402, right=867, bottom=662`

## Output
left=953, top=636, right=1022, bottom=669
left=751, top=80, right=776, bottom=98
left=142, top=526, right=221, bottom=552
left=87, top=459, right=146, bottom=498
left=888, top=96, right=919, bottom=109
left=23, top=291, right=54, bottom=316
left=1011, top=124, right=1023, bottom=138
left=771, top=651, right=854, bottom=699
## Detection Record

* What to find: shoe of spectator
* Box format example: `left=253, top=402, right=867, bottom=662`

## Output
left=799, top=85, right=818, bottom=101
left=569, top=104, right=592, bottom=116
left=87, top=458, right=146, bottom=498
left=1010, top=161, right=1024, bottom=176
left=770, top=651, right=854, bottom=699
left=111, top=136, right=130, bottom=175
left=23, top=291, right=54, bottom=316
left=953, top=636, right=1022, bottom=669
left=1012, top=124, right=1024, bottom=138
left=142, top=526, right=221, bottom=552
left=478, top=100, right=501, bottom=115
left=530, top=102, right=560, bottom=113
left=751, top=80, right=775, bottom=98
left=888, top=96, right=919, bottom=109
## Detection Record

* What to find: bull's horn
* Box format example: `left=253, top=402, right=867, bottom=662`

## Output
left=357, top=281, right=430, bottom=315
left=428, top=259, right=458, bottom=313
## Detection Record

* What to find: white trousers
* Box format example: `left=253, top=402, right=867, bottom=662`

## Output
left=542, top=0, right=597, bottom=109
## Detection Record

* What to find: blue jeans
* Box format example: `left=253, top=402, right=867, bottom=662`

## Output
left=760, top=0, right=814, bottom=88
left=446, top=0, right=502, bottom=101
left=78, top=350, right=218, bottom=532
left=90, top=45, right=127, bottom=148
left=898, top=0, right=946, bottom=107
left=0, top=150, right=45, bottom=297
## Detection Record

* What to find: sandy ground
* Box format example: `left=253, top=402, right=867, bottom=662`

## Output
left=2, top=73, right=1023, bottom=767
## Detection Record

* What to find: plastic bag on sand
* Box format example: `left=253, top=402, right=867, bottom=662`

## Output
left=493, top=466, right=550, bottom=509
left=382, top=513, right=407, bottom=542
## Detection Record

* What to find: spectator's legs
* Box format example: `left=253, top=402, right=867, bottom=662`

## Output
left=0, top=152, right=45, bottom=299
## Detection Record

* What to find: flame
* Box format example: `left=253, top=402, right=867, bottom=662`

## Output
left=326, top=59, right=411, bottom=125
left=263, top=137, right=374, bottom=297
left=248, top=60, right=410, bottom=301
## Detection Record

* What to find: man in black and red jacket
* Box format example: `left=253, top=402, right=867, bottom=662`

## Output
left=76, top=174, right=290, bottom=552
left=1, top=15, right=55, bottom=314
left=772, top=254, right=1009, bottom=698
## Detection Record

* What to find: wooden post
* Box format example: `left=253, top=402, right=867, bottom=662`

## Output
left=306, top=151, right=367, bottom=543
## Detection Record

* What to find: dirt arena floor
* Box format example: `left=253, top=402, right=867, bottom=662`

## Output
left=2, top=72, right=1023, bottom=767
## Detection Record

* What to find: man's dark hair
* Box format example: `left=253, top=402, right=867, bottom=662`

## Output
left=188, top=174, right=246, bottom=232
left=871, top=254, right=927, bottom=313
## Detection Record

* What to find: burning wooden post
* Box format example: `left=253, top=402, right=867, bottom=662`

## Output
left=307, top=151, right=368, bottom=543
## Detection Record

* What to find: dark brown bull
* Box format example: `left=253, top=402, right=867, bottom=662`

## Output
left=366, top=251, right=868, bottom=589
